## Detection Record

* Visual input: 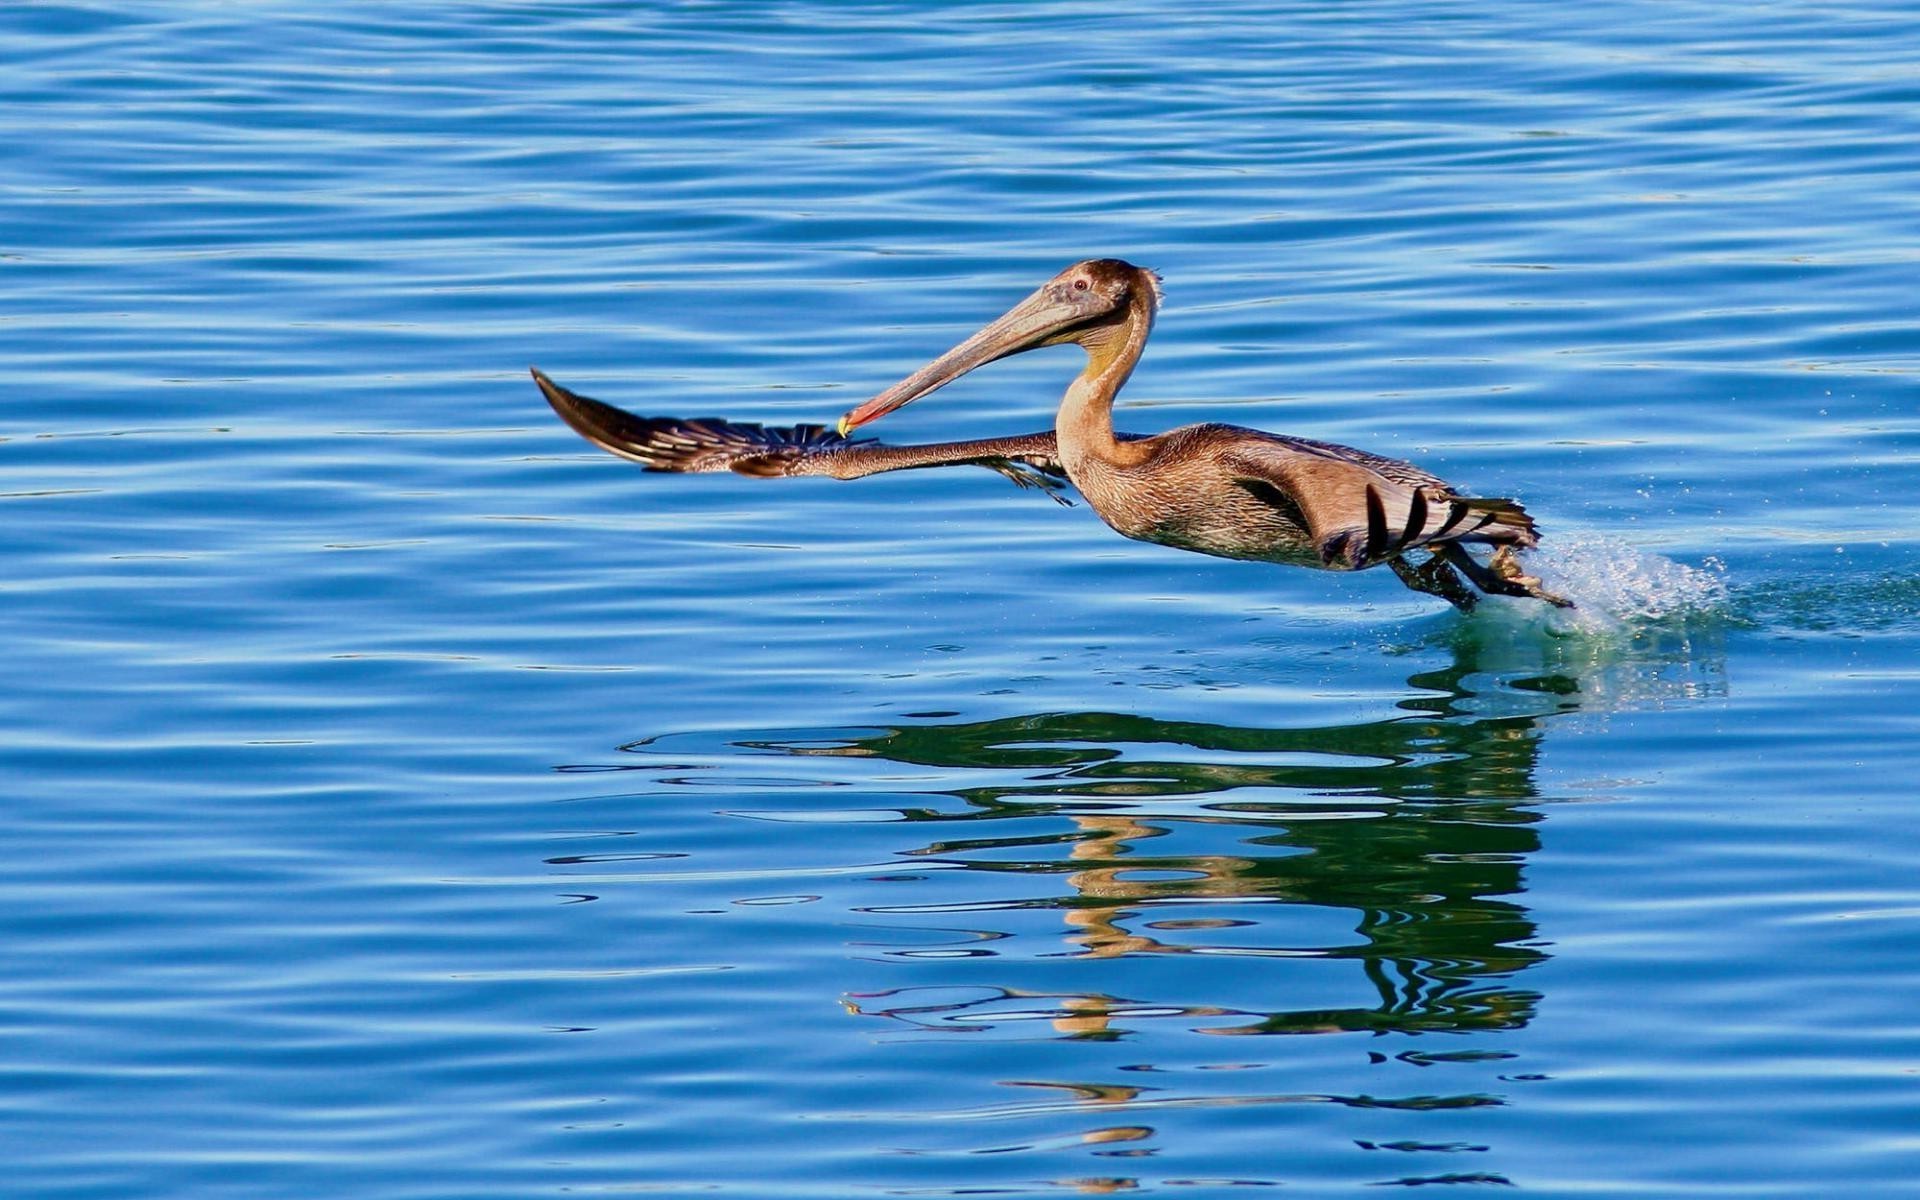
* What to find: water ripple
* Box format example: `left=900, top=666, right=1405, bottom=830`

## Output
left=5, top=2, right=1920, bottom=1197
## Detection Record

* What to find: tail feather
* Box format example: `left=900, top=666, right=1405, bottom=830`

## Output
left=533, top=367, right=846, bottom=475
left=1445, top=497, right=1539, bottom=548
left=1328, top=488, right=1541, bottom=569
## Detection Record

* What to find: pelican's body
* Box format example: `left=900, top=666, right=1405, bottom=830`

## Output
left=1047, top=421, right=1450, bottom=570
left=534, top=258, right=1569, bottom=611
left=836, top=258, right=1568, bottom=610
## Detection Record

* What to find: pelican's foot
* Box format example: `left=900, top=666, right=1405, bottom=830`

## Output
left=1391, top=553, right=1478, bottom=613
left=1436, top=544, right=1575, bottom=609
left=1488, top=545, right=1575, bottom=608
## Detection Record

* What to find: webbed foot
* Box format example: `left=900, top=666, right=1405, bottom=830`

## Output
left=1390, top=553, right=1479, bottom=613
left=1436, top=544, right=1575, bottom=609
left=1488, top=545, right=1575, bottom=608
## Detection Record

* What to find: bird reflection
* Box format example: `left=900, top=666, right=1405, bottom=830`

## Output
left=574, top=630, right=1726, bottom=1184
left=746, top=652, right=1575, bottom=1039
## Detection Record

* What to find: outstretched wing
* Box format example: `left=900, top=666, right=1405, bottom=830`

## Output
left=535, top=366, right=845, bottom=472
left=533, top=368, right=1074, bottom=502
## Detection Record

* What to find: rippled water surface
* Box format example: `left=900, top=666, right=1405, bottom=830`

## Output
left=5, top=2, right=1918, bottom=1196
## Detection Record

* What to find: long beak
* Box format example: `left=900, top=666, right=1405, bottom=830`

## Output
left=837, top=287, right=1081, bottom=436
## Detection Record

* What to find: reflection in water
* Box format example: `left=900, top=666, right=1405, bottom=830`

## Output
left=799, top=655, right=1561, bottom=1040
left=585, top=626, right=1724, bottom=1186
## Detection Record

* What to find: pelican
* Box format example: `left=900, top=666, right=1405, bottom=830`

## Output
left=533, top=258, right=1569, bottom=611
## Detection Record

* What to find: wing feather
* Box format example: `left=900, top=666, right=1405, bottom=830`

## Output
left=533, top=368, right=1073, bottom=501
left=1220, top=430, right=1540, bottom=570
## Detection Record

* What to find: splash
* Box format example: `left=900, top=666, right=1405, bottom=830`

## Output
left=1520, top=530, right=1728, bottom=632
left=1405, top=532, right=1733, bottom=716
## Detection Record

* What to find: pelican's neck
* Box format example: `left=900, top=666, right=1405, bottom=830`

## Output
left=1058, top=289, right=1156, bottom=471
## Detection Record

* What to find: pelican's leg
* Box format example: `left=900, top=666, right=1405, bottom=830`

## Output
left=1390, top=553, right=1478, bottom=613
left=1441, top=544, right=1575, bottom=608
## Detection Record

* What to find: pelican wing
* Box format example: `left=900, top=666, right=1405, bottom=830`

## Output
left=1223, top=433, right=1539, bottom=570
left=533, top=368, right=1074, bottom=501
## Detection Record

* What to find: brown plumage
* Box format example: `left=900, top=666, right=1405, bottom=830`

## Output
left=534, top=367, right=1076, bottom=500
left=533, top=259, right=1570, bottom=611
left=834, top=259, right=1570, bottom=610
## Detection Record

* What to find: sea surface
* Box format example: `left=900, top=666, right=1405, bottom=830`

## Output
left=3, top=2, right=1917, bottom=1196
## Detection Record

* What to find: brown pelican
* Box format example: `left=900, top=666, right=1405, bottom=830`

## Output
left=532, top=258, right=1569, bottom=611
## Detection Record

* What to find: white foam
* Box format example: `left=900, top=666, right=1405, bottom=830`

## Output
left=1523, top=530, right=1728, bottom=632
left=1405, top=534, right=1733, bottom=717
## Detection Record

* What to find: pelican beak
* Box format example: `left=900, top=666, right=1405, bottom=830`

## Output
left=837, top=286, right=1084, bottom=434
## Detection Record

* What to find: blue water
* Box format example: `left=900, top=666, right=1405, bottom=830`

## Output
left=4, top=2, right=1918, bottom=1195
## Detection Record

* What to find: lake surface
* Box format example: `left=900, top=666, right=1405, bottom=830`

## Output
left=4, top=2, right=1917, bottom=1195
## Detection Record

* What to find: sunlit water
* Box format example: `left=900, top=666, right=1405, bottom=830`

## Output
left=4, top=2, right=1918, bottom=1196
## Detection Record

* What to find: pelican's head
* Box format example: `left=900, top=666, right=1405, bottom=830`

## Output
left=838, top=258, right=1160, bottom=435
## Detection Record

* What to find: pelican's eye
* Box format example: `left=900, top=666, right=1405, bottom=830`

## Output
left=1072, top=277, right=1091, bottom=292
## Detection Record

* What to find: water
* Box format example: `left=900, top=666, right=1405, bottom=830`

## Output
left=3, top=2, right=1917, bottom=1195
